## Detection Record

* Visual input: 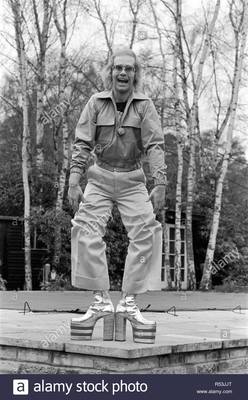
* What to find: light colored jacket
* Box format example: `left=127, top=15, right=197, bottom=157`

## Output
left=70, top=90, right=167, bottom=185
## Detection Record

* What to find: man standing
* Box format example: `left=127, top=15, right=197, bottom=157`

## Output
left=68, top=48, right=167, bottom=343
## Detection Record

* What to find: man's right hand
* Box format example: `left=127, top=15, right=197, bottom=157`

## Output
left=68, top=185, right=84, bottom=213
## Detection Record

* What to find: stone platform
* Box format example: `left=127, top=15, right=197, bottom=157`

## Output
left=0, top=290, right=247, bottom=312
left=0, top=308, right=248, bottom=374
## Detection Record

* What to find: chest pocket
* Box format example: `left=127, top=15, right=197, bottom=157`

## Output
left=122, top=116, right=142, bottom=151
left=95, top=115, right=115, bottom=144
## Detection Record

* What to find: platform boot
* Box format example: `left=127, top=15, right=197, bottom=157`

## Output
left=70, top=291, right=114, bottom=341
left=115, top=294, right=156, bottom=344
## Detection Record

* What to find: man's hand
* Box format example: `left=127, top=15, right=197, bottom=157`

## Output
left=147, top=185, right=166, bottom=214
left=68, top=185, right=84, bottom=213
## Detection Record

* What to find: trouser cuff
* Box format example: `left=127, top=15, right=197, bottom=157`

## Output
left=71, top=275, right=110, bottom=290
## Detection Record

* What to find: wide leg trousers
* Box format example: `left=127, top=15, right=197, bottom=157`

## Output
left=71, top=163, right=162, bottom=294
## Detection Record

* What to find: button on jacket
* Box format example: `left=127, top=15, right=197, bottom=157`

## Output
left=70, top=90, right=167, bottom=185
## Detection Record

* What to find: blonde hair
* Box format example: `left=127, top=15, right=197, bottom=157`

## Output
left=102, top=48, right=142, bottom=91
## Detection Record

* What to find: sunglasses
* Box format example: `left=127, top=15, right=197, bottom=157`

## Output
left=113, top=64, right=136, bottom=73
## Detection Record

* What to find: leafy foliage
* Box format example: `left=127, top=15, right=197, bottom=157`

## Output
left=0, top=274, right=7, bottom=291
left=40, top=273, right=76, bottom=291
left=30, top=206, right=72, bottom=273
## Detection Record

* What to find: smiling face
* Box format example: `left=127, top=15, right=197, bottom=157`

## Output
left=112, top=55, right=136, bottom=98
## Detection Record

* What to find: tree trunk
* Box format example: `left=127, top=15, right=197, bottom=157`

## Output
left=36, top=66, right=45, bottom=170
left=175, top=142, right=183, bottom=290
left=186, top=0, right=220, bottom=290
left=32, top=0, right=51, bottom=199
left=53, top=0, right=69, bottom=268
left=10, top=0, right=32, bottom=290
left=53, top=116, right=69, bottom=267
left=185, top=140, right=196, bottom=290
left=200, top=0, right=248, bottom=290
left=129, top=0, right=141, bottom=49
left=31, top=0, right=51, bottom=206
left=173, top=0, right=184, bottom=291
left=161, top=209, right=172, bottom=289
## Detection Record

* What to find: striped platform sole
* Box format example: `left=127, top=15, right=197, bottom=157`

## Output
left=115, top=313, right=156, bottom=343
left=70, top=313, right=114, bottom=341
left=132, top=324, right=156, bottom=344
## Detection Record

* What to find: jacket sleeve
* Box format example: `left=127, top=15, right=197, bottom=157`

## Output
left=141, top=99, right=167, bottom=186
left=70, top=96, right=97, bottom=175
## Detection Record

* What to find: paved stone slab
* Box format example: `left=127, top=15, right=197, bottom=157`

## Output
left=0, top=291, right=247, bottom=311
left=0, top=337, right=64, bottom=351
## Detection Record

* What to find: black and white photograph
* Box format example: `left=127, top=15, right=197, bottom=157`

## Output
left=0, top=0, right=247, bottom=398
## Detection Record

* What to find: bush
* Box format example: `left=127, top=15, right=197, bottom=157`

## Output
left=0, top=274, right=7, bottom=290
left=40, top=273, right=80, bottom=291
left=213, top=258, right=248, bottom=292
left=30, top=206, right=71, bottom=273
left=214, top=280, right=248, bottom=293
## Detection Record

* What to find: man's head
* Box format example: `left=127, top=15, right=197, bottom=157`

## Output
left=102, top=48, right=141, bottom=93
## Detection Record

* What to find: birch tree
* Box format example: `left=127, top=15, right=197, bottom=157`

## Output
left=173, top=0, right=184, bottom=290
left=200, top=0, right=248, bottom=290
left=52, top=0, right=71, bottom=267
left=183, top=0, right=220, bottom=289
left=31, top=0, right=52, bottom=170
left=9, top=0, right=32, bottom=290
left=158, top=0, right=197, bottom=289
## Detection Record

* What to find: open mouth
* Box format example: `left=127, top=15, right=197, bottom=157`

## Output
left=117, top=78, right=128, bottom=83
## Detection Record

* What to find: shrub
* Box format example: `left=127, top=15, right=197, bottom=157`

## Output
left=0, top=274, right=7, bottom=291
left=40, top=273, right=80, bottom=291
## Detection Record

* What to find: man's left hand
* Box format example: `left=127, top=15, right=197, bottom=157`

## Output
left=147, top=185, right=166, bottom=214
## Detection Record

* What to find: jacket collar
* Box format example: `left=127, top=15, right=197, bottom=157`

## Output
left=95, top=90, right=149, bottom=100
